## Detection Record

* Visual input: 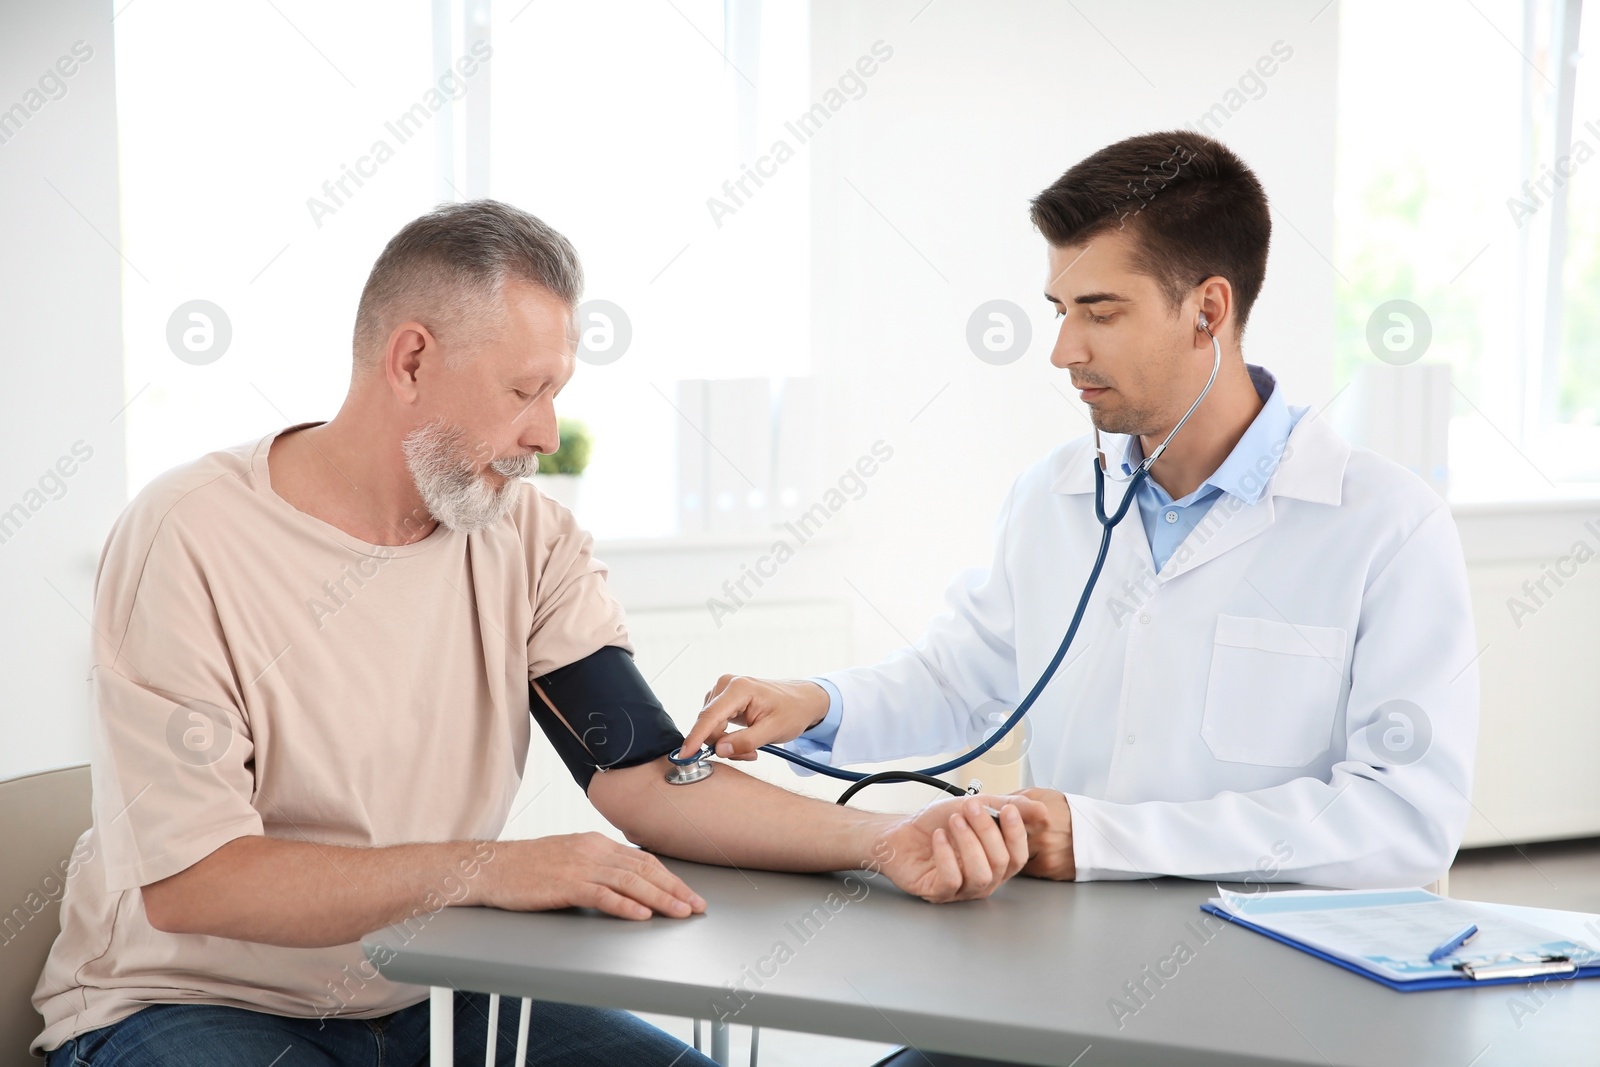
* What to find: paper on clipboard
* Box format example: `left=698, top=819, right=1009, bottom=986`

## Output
left=1206, top=887, right=1600, bottom=984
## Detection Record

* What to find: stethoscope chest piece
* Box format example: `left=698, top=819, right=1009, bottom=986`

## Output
left=665, top=745, right=715, bottom=785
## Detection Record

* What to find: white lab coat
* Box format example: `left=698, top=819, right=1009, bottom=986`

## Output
left=817, top=411, right=1479, bottom=888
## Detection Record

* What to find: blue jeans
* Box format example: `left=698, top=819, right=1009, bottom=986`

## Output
left=47, top=995, right=717, bottom=1067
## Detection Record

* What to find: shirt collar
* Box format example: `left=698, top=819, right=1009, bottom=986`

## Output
left=1115, top=364, right=1295, bottom=506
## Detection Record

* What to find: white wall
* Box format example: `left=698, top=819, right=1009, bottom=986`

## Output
left=1455, top=503, right=1600, bottom=847
left=0, top=0, right=124, bottom=781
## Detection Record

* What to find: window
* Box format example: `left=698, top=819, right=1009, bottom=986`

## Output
left=1334, top=0, right=1598, bottom=495
left=116, top=0, right=811, bottom=539
left=116, top=1, right=436, bottom=494
left=1554, top=3, right=1600, bottom=430
left=486, top=0, right=812, bottom=538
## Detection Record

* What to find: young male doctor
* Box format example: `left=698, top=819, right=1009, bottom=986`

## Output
left=681, top=130, right=1480, bottom=895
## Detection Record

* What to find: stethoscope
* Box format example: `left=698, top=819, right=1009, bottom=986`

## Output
left=669, top=314, right=1224, bottom=804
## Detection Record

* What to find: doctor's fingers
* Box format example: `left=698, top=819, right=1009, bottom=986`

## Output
left=1001, top=792, right=1057, bottom=836
left=677, top=707, right=736, bottom=761
left=700, top=673, right=738, bottom=707
left=679, top=681, right=760, bottom=757
left=678, top=702, right=741, bottom=761
left=687, top=691, right=780, bottom=760
left=985, top=795, right=1051, bottom=837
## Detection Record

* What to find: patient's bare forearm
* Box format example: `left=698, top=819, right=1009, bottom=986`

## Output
left=589, top=757, right=891, bottom=871
left=141, top=835, right=496, bottom=948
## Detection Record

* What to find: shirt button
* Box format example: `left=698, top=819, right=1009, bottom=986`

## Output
left=1139, top=613, right=1151, bottom=625
left=1164, top=510, right=1179, bottom=523
left=1126, top=734, right=1136, bottom=745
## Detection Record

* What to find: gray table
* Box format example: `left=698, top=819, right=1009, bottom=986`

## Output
left=363, top=859, right=1599, bottom=1066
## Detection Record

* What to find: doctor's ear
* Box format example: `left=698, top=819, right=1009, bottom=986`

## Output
left=1189, top=275, right=1232, bottom=340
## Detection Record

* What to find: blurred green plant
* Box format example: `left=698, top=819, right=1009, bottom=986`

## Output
left=537, top=418, right=593, bottom=476
left=1332, top=161, right=1485, bottom=399
left=1333, top=155, right=1600, bottom=428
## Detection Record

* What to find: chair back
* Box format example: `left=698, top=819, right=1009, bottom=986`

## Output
left=0, top=765, right=93, bottom=1066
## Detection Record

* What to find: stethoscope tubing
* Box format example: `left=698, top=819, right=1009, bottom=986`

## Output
left=754, top=326, right=1224, bottom=792
left=758, top=462, right=1145, bottom=784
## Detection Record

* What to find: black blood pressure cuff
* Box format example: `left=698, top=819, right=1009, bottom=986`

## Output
left=529, top=645, right=687, bottom=793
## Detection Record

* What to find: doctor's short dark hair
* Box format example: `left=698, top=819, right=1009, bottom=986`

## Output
left=1029, top=130, right=1271, bottom=335
left=352, top=199, right=583, bottom=369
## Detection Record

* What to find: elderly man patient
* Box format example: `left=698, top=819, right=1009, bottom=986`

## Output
left=31, top=201, right=1041, bottom=1067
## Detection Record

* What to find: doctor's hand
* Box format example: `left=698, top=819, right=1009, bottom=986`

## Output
left=676, top=675, right=830, bottom=762
left=1011, top=787, right=1077, bottom=881
left=872, top=794, right=1044, bottom=904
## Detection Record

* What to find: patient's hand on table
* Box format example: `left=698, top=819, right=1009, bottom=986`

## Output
left=872, top=795, right=1044, bottom=903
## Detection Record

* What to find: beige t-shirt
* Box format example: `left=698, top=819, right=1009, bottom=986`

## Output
left=32, top=423, right=630, bottom=1053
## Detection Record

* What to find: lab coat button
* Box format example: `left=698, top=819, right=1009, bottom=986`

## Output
left=1126, top=733, right=1136, bottom=744
left=1139, top=613, right=1151, bottom=625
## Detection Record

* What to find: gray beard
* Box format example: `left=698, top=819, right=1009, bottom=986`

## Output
left=401, top=418, right=539, bottom=533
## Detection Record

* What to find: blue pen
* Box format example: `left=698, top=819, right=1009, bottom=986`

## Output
left=1427, top=922, right=1480, bottom=963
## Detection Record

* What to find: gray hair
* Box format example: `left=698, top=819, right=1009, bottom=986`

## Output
left=352, top=199, right=584, bottom=369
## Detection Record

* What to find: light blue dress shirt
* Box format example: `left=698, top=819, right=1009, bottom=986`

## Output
left=1126, top=364, right=1304, bottom=572
left=795, top=364, right=1305, bottom=755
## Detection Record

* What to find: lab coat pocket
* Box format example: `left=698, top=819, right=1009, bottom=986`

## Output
left=1200, top=614, right=1348, bottom=767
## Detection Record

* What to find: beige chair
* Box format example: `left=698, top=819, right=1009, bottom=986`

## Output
left=0, top=765, right=92, bottom=1067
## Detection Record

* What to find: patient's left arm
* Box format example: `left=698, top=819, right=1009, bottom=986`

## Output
left=528, top=645, right=1040, bottom=903
left=587, top=758, right=1039, bottom=904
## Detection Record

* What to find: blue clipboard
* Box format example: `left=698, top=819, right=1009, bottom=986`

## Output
left=1200, top=903, right=1600, bottom=992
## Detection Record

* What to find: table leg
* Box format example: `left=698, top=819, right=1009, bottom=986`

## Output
left=483, top=993, right=500, bottom=1066
left=514, top=997, right=532, bottom=1065
left=429, top=987, right=453, bottom=1066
